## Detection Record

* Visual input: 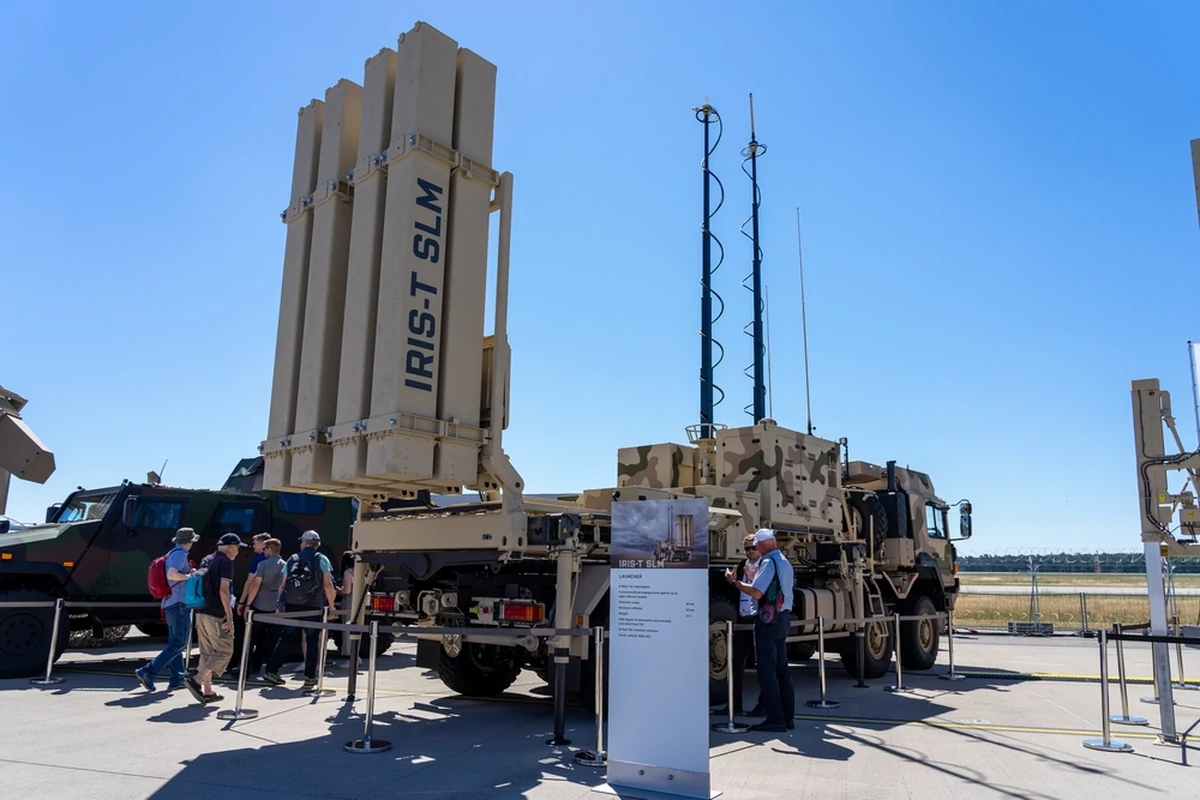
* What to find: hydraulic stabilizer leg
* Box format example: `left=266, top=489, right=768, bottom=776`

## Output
left=547, top=539, right=578, bottom=746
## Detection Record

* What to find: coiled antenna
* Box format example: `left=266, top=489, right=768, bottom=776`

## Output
left=739, top=93, right=768, bottom=423
left=694, top=100, right=726, bottom=440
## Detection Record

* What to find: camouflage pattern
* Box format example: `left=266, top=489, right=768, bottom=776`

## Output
left=716, top=421, right=845, bottom=535
left=0, top=459, right=356, bottom=630
left=617, top=443, right=696, bottom=489
left=844, top=459, right=955, bottom=589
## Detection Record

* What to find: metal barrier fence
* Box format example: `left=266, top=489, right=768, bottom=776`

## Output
left=710, top=610, right=953, bottom=735
left=1082, top=625, right=1200, bottom=754
left=956, top=589, right=1200, bottom=635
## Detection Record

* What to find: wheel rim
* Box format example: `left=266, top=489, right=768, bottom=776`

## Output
left=918, top=619, right=935, bottom=653
left=866, top=620, right=889, bottom=659
left=1, top=612, right=44, bottom=657
left=709, top=621, right=729, bottom=681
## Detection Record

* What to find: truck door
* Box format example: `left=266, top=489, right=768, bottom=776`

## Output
left=205, top=501, right=264, bottom=586
left=923, top=503, right=952, bottom=574
left=112, top=495, right=187, bottom=599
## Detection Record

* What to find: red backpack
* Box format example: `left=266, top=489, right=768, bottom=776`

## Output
left=147, top=553, right=171, bottom=599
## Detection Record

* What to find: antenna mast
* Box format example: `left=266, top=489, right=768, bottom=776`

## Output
left=740, top=93, right=768, bottom=423
left=796, top=207, right=813, bottom=434
left=693, top=99, right=726, bottom=440
left=765, top=285, right=774, bottom=419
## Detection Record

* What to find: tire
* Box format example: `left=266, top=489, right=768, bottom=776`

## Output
left=437, top=642, right=522, bottom=697
left=136, top=623, right=169, bottom=639
left=787, top=641, right=816, bottom=663
left=0, top=588, right=69, bottom=678
left=900, top=594, right=939, bottom=671
left=839, top=616, right=892, bottom=680
left=708, top=597, right=737, bottom=703
left=849, top=493, right=889, bottom=540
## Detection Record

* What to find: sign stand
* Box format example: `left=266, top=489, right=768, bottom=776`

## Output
left=597, top=499, right=721, bottom=800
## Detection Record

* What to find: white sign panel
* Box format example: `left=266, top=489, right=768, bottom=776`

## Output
left=606, top=498, right=711, bottom=799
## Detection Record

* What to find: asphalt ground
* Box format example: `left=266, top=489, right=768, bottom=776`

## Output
left=2, top=630, right=1199, bottom=799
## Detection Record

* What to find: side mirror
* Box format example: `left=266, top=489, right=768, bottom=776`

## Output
left=0, top=519, right=9, bottom=534
left=45, top=504, right=61, bottom=523
left=122, top=497, right=139, bottom=530
left=956, top=500, right=972, bottom=540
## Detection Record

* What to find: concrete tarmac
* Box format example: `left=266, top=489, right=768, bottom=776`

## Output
left=2, top=632, right=1198, bottom=799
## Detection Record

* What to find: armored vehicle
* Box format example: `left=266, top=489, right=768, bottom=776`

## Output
left=253, top=20, right=974, bottom=710
left=0, top=459, right=360, bottom=678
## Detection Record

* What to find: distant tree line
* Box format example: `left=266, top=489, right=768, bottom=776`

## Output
left=958, top=551, right=1200, bottom=574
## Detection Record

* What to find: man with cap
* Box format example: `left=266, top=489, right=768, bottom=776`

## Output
left=264, top=529, right=337, bottom=691
left=186, top=532, right=249, bottom=703
left=134, top=527, right=200, bottom=693
left=725, top=528, right=795, bottom=732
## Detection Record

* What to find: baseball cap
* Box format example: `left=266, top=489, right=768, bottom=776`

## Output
left=217, top=533, right=249, bottom=548
left=174, top=527, right=200, bottom=544
left=299, top=530, right=321, bottom=544
left=752, top=528, right=776, bottom=544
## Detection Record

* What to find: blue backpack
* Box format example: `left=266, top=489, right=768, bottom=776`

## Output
left=183, top=566, right=208, bottom=609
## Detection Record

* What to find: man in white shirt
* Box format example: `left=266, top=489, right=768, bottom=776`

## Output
left=725, top=528, right=794, bottom=732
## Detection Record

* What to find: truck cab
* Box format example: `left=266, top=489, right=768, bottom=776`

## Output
left=0, top=464, right=357, bottom=678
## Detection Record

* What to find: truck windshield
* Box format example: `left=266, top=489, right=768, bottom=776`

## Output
left=56, top=491, right=119, bottom=523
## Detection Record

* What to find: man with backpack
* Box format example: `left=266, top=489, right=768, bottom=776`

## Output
left=264, top=529, right=336, bottom=691
left=134, top=527, right=199, bottom=693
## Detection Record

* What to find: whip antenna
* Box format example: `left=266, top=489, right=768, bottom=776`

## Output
left=693, top=99, right=726, bottom=440
left=796, top=207, right=813, bottom=435
left=739, top=93, right=768, bottom=423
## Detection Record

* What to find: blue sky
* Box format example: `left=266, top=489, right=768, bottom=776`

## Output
left=4, top=2, right=1199, bottom=554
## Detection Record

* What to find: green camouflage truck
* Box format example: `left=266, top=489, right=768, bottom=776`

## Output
left=0, top=458, right=359, bottom=678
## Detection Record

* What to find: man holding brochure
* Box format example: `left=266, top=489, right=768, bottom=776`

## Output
left=724, top=528, right=794, bottom=732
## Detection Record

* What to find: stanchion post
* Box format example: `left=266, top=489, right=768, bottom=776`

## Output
left=309, top=607, right=336, bottom=698
left=712, top=619, right=751, bottom=733
left=853, top=618, right=868, bottom=689
left=1079, top=593, right=1088, bottom=634
left=576, top=626, right=609, bottom=765
left=217, top=609, right=259, bottom=721
left=1083, top=628, right=1133, bottom=752
left=1109, top=622, right=1147, bottom=726
left=1171, top=614, right=1197, bottom=691
left=886, top=613, right=911, bottom=693
left=806, top=616, right=840, bottom=709
left=30, top=599, right=65, bottom=686
left=941, top=610, right=965, bottom=681
left=185, top=609, right=195, bottom=675
left=344, top=620, right=391, bottom=754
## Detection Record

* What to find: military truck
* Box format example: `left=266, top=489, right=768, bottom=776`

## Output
left=0, top=459, right=363, bottom=678
left=254, top=21, right=973, bottom=710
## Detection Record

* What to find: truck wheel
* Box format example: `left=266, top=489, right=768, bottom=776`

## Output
left=849, top=493, right=888, bottom=540
left=0, top=588, right=68, bottom=679
left=839, top=617, right=892, bottom=680
left=437, top=642, right=522, bottom=697
left=787, top=641, right=815, bottom=663
left=900, top=595, right=939, bottom=671
left=709, top=597, right=737, bottom=703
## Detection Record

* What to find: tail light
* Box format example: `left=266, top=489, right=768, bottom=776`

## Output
left=497, top=602, right=545, bottom=623
left=370, top=595, right=397, bottom=613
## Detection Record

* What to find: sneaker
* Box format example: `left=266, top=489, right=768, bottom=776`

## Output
left=301, top=677, right=318, bottom=691
left=263, top=672, right=286, bottom=685
left=166, top=682, right=186, bottom=693
left=134, top=667, right=156, bottom=692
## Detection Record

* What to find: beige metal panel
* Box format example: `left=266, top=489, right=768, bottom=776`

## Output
left=0, top=470, right=8, bottom=516
left=0, top=414, right=55, bottom=483
left=435, top=48, right=497, bottom=486
left=291, top=79, right=363, bottom=490
left=264, top=100, right=324, bottom=490
left=353, top=506, right=526, bottom=552
left=332, top=49, right=398, bottom=487
left=366, top=22, right=459, bottom=483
